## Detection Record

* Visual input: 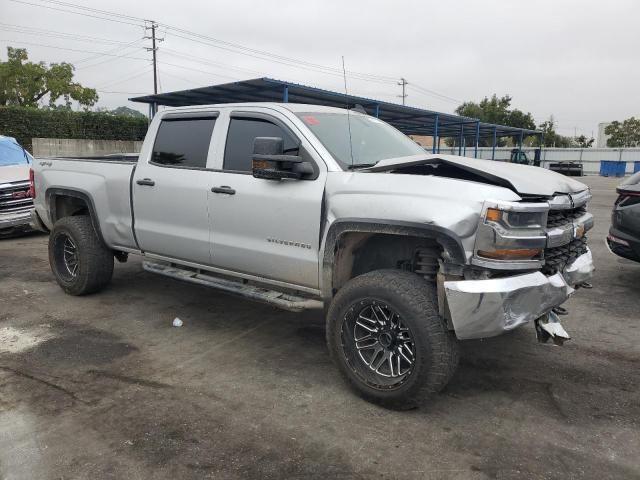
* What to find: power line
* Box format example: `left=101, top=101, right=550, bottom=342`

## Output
left=0, top=23, right=143, bottom=47
left=11, top=0, right=463, bottom=104
left=76, top=39, right=146, bottom=69
left=34, top=0, right=146, bottom=22
left=0, top=39, right=149, bottom=62
left=8, top=0, right=145, bottom=27
left=23, top=0, right=399, bottom=85
left=158, top=61, right=243, bottom=82
left=96, top=90, right=148, bottom=94
left=408, top=84, right=461, bottom=104
left=96, top=67, right=152, bottom=90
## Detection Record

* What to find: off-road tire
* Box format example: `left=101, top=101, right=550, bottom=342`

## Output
left=49, top=215, right=114, bottom=295
left=326, top=269, right=459, bottom=409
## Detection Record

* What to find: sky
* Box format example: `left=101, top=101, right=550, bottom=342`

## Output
left=1, top=0, right=639, bottom=137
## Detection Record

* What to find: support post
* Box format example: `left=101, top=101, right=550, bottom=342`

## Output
left=474, top=121, right=480, bottom=158
left=437, top=136, right=441, bottom=153
left=282, top=85, right=289, bottom=103
left=492, top=126, right=497, bottom=160
left=432, top=114, right=439, bottom=154
left=374, top=104, right=380, bottom=118
left=519, top=130, right=524, bottom=150
left=458, top=124, right=464, bottom=156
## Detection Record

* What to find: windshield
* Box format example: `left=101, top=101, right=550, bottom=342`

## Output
left=296, top=112, right=424, bottom=169
left=0, top=138, right=32, bottom=167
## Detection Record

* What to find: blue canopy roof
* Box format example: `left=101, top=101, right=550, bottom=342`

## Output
left=130, top=77, right=541, bottom=147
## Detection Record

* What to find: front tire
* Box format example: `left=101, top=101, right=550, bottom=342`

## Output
left=49, top=215, right=114, bottom=295
left=326, top=269, right=459, bottom=409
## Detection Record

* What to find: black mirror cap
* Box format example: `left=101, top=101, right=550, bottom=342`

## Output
left=253, top=136, right=284, bottom=156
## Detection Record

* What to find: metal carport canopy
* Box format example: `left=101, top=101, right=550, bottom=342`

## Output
left=130, top=77, right=541, bottom=157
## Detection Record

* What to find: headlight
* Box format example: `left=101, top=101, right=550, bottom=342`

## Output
left=473, top=200, right=548, bottom=269
left=485, top=207, right=547, bottom=229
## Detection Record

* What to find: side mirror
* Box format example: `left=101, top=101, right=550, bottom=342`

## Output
left=252, top=137, right=313, bottom=180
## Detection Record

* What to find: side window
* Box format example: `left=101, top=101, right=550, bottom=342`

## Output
left=223, top=117, right=298, bottom=172
left=152, top=117, right=216, bottom=168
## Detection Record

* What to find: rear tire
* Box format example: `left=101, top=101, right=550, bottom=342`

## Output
left=49, top=215, right=114, bottom=295
left=326, top=269, right=459, bottom=410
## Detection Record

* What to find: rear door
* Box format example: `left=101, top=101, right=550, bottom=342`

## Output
left=132, top=112, right=218, bottom=264
left=208, top=109, right=327, bottom=289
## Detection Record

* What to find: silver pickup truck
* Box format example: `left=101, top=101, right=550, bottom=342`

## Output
left=31, top=103, right=594, bottom=408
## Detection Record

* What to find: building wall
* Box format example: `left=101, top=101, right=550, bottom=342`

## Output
left=597, top=122, right=611, bottom=148
left=32, top=138, right=143, bottom=157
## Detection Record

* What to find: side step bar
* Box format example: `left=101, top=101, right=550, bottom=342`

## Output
left=143, top=261, right=324, bottom=312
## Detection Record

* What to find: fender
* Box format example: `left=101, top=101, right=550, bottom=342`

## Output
left=45, top=187, right=106, bottom=245
left=320, top=218, right=467, bottom=299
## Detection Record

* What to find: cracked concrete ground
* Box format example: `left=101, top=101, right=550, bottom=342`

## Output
left=0, top=176, right=638, bottom=479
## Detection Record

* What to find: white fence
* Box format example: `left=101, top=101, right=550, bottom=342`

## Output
left=32, top=138, right=143, bottom=157
left=433, top=147, right=640, bottom=176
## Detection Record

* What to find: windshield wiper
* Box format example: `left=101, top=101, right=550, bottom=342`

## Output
left=346, top=163, right=377, bottom=170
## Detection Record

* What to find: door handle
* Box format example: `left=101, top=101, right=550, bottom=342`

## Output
left=211, top=186, right=236, bottom=195
left=136, top=178, right=155, bottom=186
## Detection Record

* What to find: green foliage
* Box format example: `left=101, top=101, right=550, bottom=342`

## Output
left=0, top=47, right=98, bottom=109
left=574, top=135, right=594, bottom=148
left=108, top=106, right=147, bottom=118
left=605, top=117, right=640, bottom=147
left=537, top=116, right=574, bottom=148
left=452, top=94, right=536, bottom=146
left=96, top=105, right=147, bottom=119
left=0, top=106, right=148, bottom=152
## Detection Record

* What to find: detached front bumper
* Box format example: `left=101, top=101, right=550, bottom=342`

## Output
left=444, top=249, right=594, bottom=340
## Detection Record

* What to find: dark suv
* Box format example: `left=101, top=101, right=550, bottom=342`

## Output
left=608, top=172, right=640, bottom=262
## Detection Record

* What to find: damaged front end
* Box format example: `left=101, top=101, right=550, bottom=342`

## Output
left=442, top=191, right=594, bottom=342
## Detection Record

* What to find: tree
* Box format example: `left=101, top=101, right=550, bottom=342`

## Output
left=537, top=116, right=574, bottom=148
left=453, top=94, right=536, bottom=146
left=605, top=117, right=640, bottom=147
left=109, top=106, right=146, bottom=118
left=574, top=135, right=594, bottom=148
left=96, top=105, right=147, bottom=119
left=0, top=47, right=98, bottom=109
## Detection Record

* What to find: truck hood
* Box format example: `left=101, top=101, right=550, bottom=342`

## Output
left=0, top=165, right=29, bottom=185
left=365, top=154, right=587, bottom=197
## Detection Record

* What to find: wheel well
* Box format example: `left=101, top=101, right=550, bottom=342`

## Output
left=52, top=194, right=90, bottom=222
left=332, top=232, right=442, bottom=294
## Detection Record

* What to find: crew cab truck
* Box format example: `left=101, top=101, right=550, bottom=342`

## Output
left=30, top=104, right=595, bottom=409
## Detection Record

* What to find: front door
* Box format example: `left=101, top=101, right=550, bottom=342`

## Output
left=133, top=114, right=217, bottom=264
left=208, top=112, right=326, bottom=289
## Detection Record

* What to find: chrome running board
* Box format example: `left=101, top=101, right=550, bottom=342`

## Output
left=143, top=261, right=323, bottom=312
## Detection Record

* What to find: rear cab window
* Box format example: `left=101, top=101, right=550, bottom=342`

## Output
left=152, top=116, right=217, bottom=168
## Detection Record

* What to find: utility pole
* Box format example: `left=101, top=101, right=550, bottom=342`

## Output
left=145, top=21, right=163, bottom=94
left=397, top=77, right=408, bottom=105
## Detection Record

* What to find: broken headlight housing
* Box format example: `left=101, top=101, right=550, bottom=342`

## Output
left=473, top=200, right=548, bottom=269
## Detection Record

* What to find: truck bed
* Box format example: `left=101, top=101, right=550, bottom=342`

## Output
left=33, top=156, right=138, bottom=250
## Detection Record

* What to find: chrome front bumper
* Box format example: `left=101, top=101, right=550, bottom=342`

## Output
left=444, top=249, right=594, bottom=340
left=0, top=209, right=32, bottom=231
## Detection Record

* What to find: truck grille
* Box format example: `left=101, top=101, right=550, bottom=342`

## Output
left=0, top=180, right=33, bottom=214
left=543, top=201, right=589, bottom=275
left=546, top=205, right=587, bottom=228
left=542, top=237, right=588, bottom=275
